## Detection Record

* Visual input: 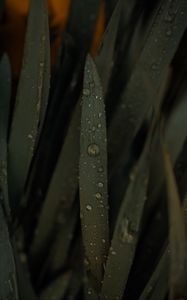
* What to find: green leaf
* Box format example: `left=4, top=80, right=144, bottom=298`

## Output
left=0, top=55, right=11, bottom=218
left=148, top=86, right=187, bottom=217
left=0, top=204, right=19, bottom=300
left=139, top=247, right=168, bottom=300
left=108, top=0, right=187, bottom=170
left=8, top=0, right=50, bottom=209
left=30, top=100, right=81, bottom=260
left=162, top=139, right=187, bottom=300
left=95, top=0, right=122, bottom=95
left=101, top=122, right=154, bottom=300
left=13, top=240, right=37, bottom=300
left=46, top=206, right=78, bottom=274
left=79, top=55, right=109, bottom=292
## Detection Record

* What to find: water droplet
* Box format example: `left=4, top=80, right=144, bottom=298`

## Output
left=84, top=258, right=90, bottom=266
left=166, top=30, right=172, bottom=37
left=87, top=144, right=100, bottom=157
left=83, top=88, right=90, bottom=96
left=110, top=247, right=117, bottom=255
left=98, top=182, right=104, bottom=188
left=95, top=192, right=102, bottom=200
left=88, top=289, right=92, bottom=295
left=98, top=166, right=104, bottom=173
left=28, top=134, right=33, bottom=139
left=102, top=239, right=106, bottom=243
left=92, top=126, right=96, bottom=132
left=98, top=112, right=102, bottom=118
left=86, top=205, right=92, bottom=211
left=40, top=62, right=44, bottom=67
left=97, top=123, right=102, bottom=128
left=41, top=35, right=46, bottom=42
left=119, top=218, right=134, bottom=244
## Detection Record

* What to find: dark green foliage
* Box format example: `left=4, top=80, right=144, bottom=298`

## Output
left=8, top=0, right=50, bottom=211
left=162, top=140, right=187, bottom=299
left=0, top=55, right=11, bottom=218
left=79, top=55, right=109, bottom=294
left=0, top=0, right=187, bottom=299
left=0, top=204, right=18, bottom=299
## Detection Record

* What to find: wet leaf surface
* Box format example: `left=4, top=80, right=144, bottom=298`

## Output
left=8, top=0, right=50, bottom=210
left=79, top=55, right=109, bottom=292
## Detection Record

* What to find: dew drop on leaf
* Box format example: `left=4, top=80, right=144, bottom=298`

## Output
left=98, top=182, right=104, bottom=188
left=86, top=205, right=92, bottom=211
left=87, top=143, right=100, bottom=157
left=95, top=192, right=102, bottom=200
left=83, top=88, right=90, bottom=96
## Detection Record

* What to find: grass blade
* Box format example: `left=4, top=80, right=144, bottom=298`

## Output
left=162, top=139, right=187, bottom=300
left=0, top=55, right=11, bottom=218
left=148, top=86, right=187, bottom=212
left=138, top=152, right=187, bottom=300
left=0, top=204, right=19, bottom=299
left=30, top=100, right=81, bottom=259
left=108, top=0, right=187, bottom=170
left=8, top=0, right=50, bottom=209
left=95, top=0, right=122, bottom=95
left=79, top=55, right=109, bottom=292
left=13, top=242, right=37, bottom=300
left=139, top=247, right=169, bottom=300
left=47, top=206, right=78, bottom=274
left=101, top=123, right=154, bottom=300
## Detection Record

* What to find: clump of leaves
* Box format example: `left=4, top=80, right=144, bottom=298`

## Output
left=0, top=0, right=187, bottom=299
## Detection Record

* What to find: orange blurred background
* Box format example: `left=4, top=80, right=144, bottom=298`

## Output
left=0, top=0, right=105, bottom=80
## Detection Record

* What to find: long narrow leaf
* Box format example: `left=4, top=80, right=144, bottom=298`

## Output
left=8, top=0, right=50, bottom=209
left=0, top=55, right=11, bottom=218
left=101, top=123, right=154, bottom=300
left=108, top=0, right=187, bottom=170
left=139, top=247, right=169, bottom=300
left=0, top=204, right=19, bottom=299
left=148, top=86, right=187, bottom=212
left=79, top=55, right=109, bottom=291
left=162, top=139, right=187, bottom=300
left=95, top=0, right=122, bottom=95
left=31, top=100, right=81, bottom=259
